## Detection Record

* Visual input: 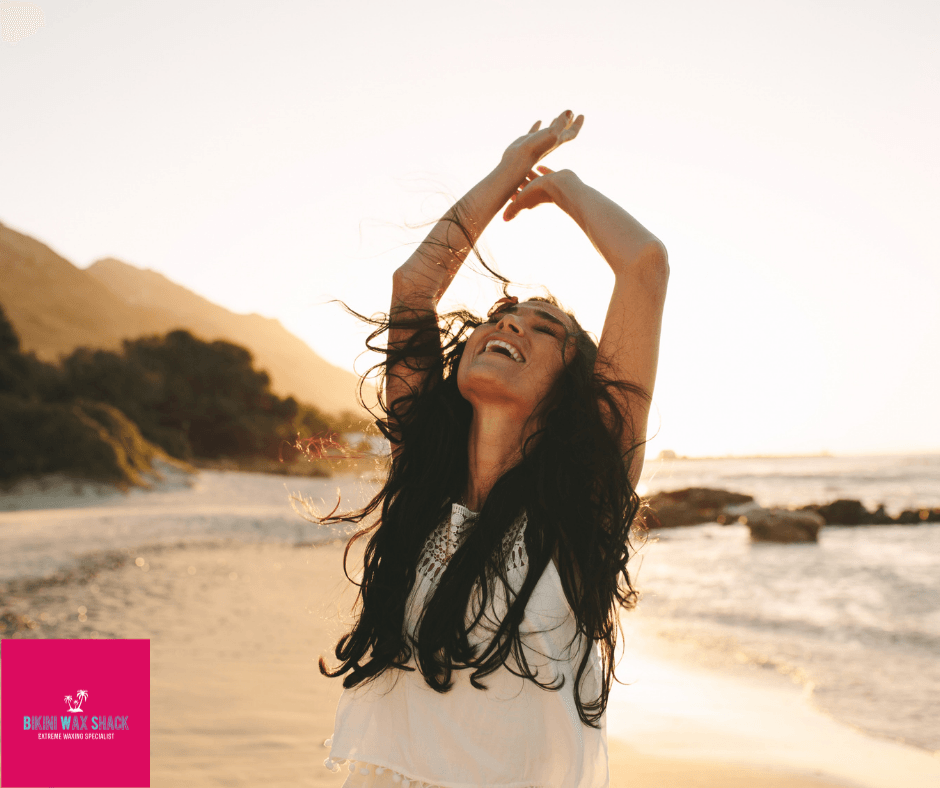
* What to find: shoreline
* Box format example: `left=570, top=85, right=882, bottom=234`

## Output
left=3, top=537, right=939, bottom=787
left=610, top=612, right=940, bottom=787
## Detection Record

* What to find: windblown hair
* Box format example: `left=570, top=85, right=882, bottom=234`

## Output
left=315, top=216, right=649, bottom=729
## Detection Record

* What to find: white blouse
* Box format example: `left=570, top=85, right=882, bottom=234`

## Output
left=323, top=503, right=609, bottom=788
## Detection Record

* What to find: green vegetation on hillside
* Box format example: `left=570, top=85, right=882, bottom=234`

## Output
left=0, top=303, right=352, bottom=486
left=0, top=395, right=180, bottom=487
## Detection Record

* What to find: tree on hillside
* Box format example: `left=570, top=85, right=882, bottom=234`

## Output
left=1, top=303, right=336, bottom=478
left=0, top=303, right=28, bottom=394
left=62, top=344, right=186, bottom=455
left=63, top=329, right=329, bottom=460
left=0, top=303, right=62, bottom=399
left=126, top=330, right=298, bottom=458
left=1, top=304, right=176, bottom=485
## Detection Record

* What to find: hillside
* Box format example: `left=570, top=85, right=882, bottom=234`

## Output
left=0, top=221, right=362, bottom=416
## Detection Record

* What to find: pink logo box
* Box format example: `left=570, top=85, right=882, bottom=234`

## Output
left=2, top=639, right=150, bottom=787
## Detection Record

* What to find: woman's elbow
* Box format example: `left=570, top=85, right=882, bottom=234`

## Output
left=636, top=240, right=669, bottom=293
left=392, top=266, right=440, bottom=308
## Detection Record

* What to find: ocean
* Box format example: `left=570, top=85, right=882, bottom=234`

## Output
left=637, top=452, right=940, bottom=516
left=1, top=452, right=938, bottom=755
left=632, top=452, right=940, bottom=754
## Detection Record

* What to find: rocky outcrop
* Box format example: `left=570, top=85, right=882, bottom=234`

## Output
left=642, top=488, right=825, bottom=542
left=742, top=508, right=825, bottom=543
left=641, top=489, right=938, bottom=534
left=800, top=499, right=940, bottom=526
left=893, top=508, right=940, bottom=524
left=643, top=487, right=754, bottom=528
left=813, top=499, right=872, bottom=525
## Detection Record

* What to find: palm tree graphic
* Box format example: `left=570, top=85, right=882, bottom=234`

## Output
left=63, top=690, right=88, bottom=712
left=74, top=689, right=88, bottom=712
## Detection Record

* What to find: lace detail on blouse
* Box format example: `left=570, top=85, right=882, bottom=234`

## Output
left=416, top=504, right=528, bottom=583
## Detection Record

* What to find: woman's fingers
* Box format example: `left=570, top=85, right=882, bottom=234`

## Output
left=541, top=111, right=584, bottom=153
left=512, top=169, right=540, bottom=191
left=504, top=169, right=555, bottom=221
left=504, top=192, right=540, bottom=221
left=560, top=114, right=584, bottom=142
left=502, top=112, right=581, bottom=171
left=512, top=170, right=540, bottom=198
left=533, top=110, right=579, bottom=142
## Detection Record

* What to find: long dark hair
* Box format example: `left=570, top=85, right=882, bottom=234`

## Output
left=312, top=216, right=649, bottom=728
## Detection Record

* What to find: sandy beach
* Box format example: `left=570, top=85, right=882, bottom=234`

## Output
left=0, top=539, right=843, bottom=788
left=2, top=470, right=939, bottom=787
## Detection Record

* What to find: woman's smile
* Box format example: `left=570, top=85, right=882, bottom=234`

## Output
left=482, top=337, right=525, bottom=363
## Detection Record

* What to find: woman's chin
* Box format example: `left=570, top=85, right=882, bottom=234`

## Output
left=462, top=386, right=548, bottom=426
left=460, top=367, right=521, bottom=401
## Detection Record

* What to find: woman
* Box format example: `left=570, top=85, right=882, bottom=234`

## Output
left=318, top=110, right=668, bottom=788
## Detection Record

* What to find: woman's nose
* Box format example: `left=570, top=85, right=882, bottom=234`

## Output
left=497, top=314, right=522, bottom=334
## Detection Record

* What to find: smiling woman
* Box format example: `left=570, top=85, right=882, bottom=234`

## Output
left=309, top=111, right=668, bottom=788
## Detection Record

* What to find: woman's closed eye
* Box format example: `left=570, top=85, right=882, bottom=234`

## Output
left=536, top=323, right=568, bottom=341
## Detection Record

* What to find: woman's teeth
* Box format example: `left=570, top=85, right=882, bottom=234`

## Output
left=484, top=339, right=524, bottom=362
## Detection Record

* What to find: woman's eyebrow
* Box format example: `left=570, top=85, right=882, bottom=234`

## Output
left=530, top=308, right=567, bottom=328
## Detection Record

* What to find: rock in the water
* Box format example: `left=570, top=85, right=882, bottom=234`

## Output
left=813, top=499, right=871, bottom=526
left=644, top=487, right=754, bottom=528
left=802, top=500, right=936, bottom=527
left=720, top=501, right=766, bottom=525
left=870, top=505, right=894, bottom=525
left=744, top=508, right=825, bottom=543
left=895, top=509, right=923, bottom=524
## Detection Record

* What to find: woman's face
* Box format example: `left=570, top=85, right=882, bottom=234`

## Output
left=457, top=300, right=577, bottom=421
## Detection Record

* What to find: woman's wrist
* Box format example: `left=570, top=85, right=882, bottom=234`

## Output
left=494, top=154, right=534, bottom=184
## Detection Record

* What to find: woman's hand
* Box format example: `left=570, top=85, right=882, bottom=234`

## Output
left=501, top=110, right=584, bottom=170
left=503, top=166, right=577, bottom=222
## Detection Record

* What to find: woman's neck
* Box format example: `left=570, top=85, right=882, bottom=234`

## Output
left=461, top=407, right=535, bottom=510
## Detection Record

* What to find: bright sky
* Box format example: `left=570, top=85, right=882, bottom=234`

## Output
left=2, top=0, right=938, bottom=457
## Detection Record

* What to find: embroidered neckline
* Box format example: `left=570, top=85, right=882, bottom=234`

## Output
left=451, top=502, right=479, bottom=519
left=416, top=506, right=528, bottom=584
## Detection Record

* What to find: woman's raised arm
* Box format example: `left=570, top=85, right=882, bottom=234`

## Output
left=385, top=111, right=585, bottom=436
left=504, top=165, right=669, bottom=486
